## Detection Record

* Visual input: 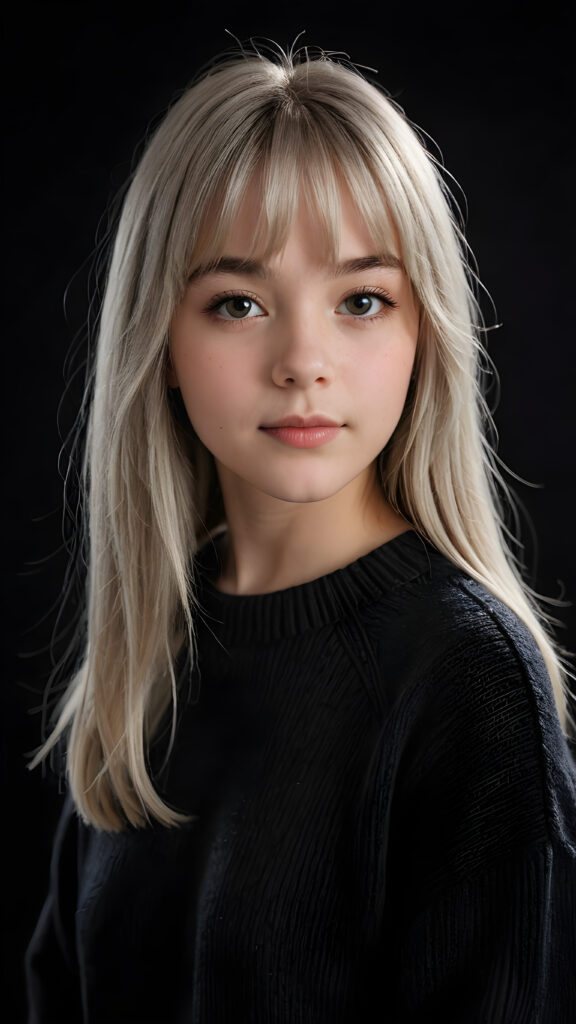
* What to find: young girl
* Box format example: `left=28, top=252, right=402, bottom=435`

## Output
left=26, top=45, right=575, bottom=1022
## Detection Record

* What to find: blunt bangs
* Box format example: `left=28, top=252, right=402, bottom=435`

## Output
left=181, top=71, right=404, bottom=280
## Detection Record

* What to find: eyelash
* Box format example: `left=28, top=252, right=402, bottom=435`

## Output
left=204, top=287, right=399, bottom=323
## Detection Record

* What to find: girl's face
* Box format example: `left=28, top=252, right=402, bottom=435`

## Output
left=169, top=184, right=419, bottom=511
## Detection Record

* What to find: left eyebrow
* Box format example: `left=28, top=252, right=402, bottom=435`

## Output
left=188, top=252, right=403, bottom=283
left=332, top=255, right=403, bottom=276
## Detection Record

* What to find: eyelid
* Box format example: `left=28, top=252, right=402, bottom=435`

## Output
left=340, top=284, right=397, bottom=303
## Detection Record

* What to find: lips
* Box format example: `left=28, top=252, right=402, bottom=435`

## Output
left=259, top=414, right=344, bottom=449
left=260, top=414, right=342, bottom=429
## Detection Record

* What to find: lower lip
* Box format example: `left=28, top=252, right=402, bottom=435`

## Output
left=260, top=426, right=342, bottom=449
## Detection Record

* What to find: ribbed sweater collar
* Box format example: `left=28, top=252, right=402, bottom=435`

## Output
left=194, top=530, right=433, bottom=644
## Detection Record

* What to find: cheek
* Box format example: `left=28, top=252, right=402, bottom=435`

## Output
left=357, top=345, right=416, bottom=414
left=175, top=348, right=250, bottom=429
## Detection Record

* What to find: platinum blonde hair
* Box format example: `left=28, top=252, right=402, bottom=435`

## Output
left=32, top=47, right=571, bottom=830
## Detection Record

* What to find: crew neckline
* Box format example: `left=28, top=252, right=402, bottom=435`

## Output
left=194, top=529, right=435, bottom=643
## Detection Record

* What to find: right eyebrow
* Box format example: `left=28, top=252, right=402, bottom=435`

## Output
left=188, top=257, right=267, bottom=282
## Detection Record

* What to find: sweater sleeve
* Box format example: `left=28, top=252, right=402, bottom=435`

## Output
left=25, top=795, right=85, bottom=1024
left=381, top=582, right=576, bottom=1023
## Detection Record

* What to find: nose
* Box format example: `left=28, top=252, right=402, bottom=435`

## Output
left=270, top=313, right=332, bottom=389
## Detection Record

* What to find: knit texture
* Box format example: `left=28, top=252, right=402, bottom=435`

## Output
left=26, top=531, right=576, bottom=1022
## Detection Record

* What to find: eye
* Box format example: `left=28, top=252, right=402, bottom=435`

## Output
left=336, top=291, right=396, bottom=317
left=211, top=295, right=265, bottom=320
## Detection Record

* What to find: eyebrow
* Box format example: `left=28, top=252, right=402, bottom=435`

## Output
left=188, top=253, right=402, bottom=282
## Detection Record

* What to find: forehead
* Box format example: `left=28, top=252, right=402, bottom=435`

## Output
left=215, top=175, right=401, bottom=267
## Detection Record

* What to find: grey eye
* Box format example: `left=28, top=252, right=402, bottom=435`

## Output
left=217, top=297, right=264, bottom=319
left=337, top=293, right=385, bottom=316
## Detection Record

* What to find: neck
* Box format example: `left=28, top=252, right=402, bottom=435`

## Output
left=212, top=464, right=410, bottom=595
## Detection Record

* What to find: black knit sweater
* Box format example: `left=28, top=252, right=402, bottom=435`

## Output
left=26, top=531, right=576, bottom=1022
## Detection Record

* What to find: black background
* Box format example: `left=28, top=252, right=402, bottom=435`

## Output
left=3, top=4, right=575, bottom=1018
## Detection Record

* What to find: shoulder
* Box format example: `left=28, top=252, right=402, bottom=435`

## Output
left=360, top=543, right=559, bottom=748
left=357, top=545, right=576, bottom=855
left=361, top=544, right=550, bottom=702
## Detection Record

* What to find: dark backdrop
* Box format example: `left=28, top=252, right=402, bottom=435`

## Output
left=3, top=4, right=575, bottom=1018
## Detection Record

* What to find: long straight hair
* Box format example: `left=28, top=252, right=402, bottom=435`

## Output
left=31, top=47, right=572, bottom=830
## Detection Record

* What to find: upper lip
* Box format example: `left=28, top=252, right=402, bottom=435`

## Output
left=260, top=415, right=342, bottom=429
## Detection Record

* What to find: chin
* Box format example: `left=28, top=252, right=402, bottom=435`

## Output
left=260, top=474, right=353, bottom=505
left=270, top=490, right=338, bottom=505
